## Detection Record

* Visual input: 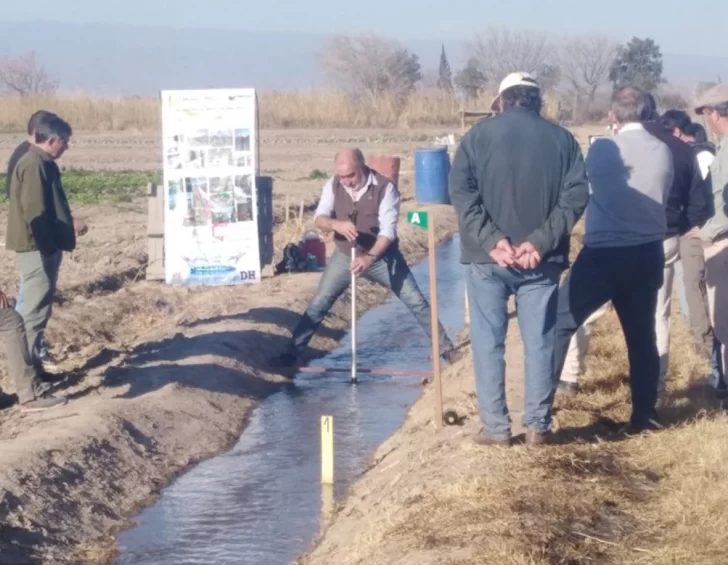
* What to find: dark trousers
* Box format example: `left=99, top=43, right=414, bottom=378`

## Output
left=553, top=241, right=665, bottom=426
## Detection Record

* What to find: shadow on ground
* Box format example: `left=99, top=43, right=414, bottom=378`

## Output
left=54, top=307, right=346, bottom=402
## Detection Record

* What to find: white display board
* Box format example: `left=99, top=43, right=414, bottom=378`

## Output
left=161, top=88, right=261, bottom=286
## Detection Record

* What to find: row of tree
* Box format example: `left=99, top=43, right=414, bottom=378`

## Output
left=319, top=28, right=721, bottom=122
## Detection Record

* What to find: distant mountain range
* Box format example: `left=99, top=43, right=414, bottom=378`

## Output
left=0, top=20, right=725, bottom=96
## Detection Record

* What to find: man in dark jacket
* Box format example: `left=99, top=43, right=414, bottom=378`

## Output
left=642, top=98, right=713, bottom=394
left=5, top=110, right=54, bottom=199
left=6, top=113, right=81, bottom=375
left=449, top=72, right=589, bottom=446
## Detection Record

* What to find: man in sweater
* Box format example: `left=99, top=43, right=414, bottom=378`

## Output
left=553, top=86, right=673, bottom=433
left=641, top=98, right=713, bottom=394
left=268, top=149, right=456, bottom=370
left=449, top=72, right=589, bottom=446
left=694, top=84, right=728, bottom=397
left=6, top=113, right=79, bottom=376
left=0, top=289, right=67, bottom=411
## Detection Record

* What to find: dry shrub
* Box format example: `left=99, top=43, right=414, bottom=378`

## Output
left=0, top=89, right=563, bottom=132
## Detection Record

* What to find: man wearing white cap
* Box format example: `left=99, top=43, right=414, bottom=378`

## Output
left=449, top=71, right=589, bottom=446
left=695, top=84, right=728, bottom=397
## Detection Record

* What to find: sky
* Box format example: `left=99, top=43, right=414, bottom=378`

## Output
left=6, top=0, right=728, bottom=56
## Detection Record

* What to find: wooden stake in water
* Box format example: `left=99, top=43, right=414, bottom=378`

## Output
left=321, top=415, right=334, bottom=484
left=428, top=217, right=443, bottom=429
left=351, top=246, right=358, bottom=383
left=464, top=288, right=470, bottom=325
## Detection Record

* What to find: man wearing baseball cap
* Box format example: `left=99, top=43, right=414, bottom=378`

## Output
left=450, top=71, right=589, bottom=446
left=694, top=84, right=728, bottom=397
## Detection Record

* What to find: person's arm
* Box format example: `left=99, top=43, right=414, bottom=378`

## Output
left=684, top=153, right=712, bottom=231
left=313, top=178, right=338, bottom=233
left=18, top=160, right=58, bottom=255
left=523, top=135, right=589, bottom=257
left=367, top=182, right=400, bottom=259
left=448, top=135, right=506, bottom=251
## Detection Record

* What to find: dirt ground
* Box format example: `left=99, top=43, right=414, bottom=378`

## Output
left=0, top=128, right=478, bottom=564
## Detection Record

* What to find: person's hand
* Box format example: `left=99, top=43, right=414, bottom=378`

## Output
left=74, top=218, right=88, bottom=237
left=685, top=226, right=701, bottom=239
left=514, top=241, right=541, bottom=269
left=350, top=254, right=374, bottom=276
left=489, top=238, right=516, bottom=268
left=333, top=220, right=358, bottom=242
left=0, top=291, right=10, bottom=309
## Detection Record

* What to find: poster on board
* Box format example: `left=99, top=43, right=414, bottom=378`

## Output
left=161, top=88, right=261, bottom=286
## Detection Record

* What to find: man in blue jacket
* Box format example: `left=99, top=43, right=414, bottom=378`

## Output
left=449, top=72, right=589, bottom=446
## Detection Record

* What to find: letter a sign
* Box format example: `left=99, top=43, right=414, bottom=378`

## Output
left=406, top=210, right=429, bottom=229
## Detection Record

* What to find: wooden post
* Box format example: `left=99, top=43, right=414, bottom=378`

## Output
left=146, top=182, right=165, bottom=281
left=284, top=195, right=290, bottom=223
left=464, top=288, right=470, bottom=325
left=351, top=247, right=358, bottom=384
left=298, top=199, right=305, bottom=225
left=321, top=415, right=334, bottom=484
left=428, top=217, right=443, bottom=428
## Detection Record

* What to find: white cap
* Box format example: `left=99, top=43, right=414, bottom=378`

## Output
left=490, top=72, right=541, bottom=111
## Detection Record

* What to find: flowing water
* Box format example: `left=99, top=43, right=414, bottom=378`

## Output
left=115, top=236, right=465, bottom=565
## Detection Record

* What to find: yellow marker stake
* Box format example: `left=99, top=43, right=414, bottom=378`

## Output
left=321, top=415, right=334, bottom=484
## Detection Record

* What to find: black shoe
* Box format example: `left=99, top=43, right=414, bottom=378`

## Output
left=441, top=348, right=465, bottom=364
left=557, top=381, right=579, bottom=397
left=39, top=370, right=68, bottom=385
left=268, top=352, right=298, bottom=368
left=620, top=418, right=663, bottom=436
left=36, top=347, right=61, bottom=374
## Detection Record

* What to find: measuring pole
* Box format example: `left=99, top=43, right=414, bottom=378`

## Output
left=427, top=216, right=443, bottom=429
left=351, top=246, right=358, bottom=383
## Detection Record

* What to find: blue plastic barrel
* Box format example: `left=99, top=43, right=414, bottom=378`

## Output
left=414, top=146, right=451, bottom=205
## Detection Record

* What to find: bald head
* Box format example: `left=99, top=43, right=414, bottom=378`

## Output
left=335, top=148, right=367, bottom=189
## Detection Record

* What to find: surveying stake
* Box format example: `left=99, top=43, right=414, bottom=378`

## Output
left=351, top=246, right=358, bottom=384
left=406, top=209, right=445, bottom=428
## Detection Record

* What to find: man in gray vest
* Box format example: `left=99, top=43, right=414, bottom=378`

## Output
left=269, top=149, right=456, bottom=370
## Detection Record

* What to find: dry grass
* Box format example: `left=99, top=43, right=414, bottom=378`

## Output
left=303, top=224, right=728, bottom=565
left=419, top=235, right=727, bottom=564
left=0, top=89, right=563, bottom=131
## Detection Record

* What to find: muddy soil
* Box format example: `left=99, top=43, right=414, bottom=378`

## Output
left=0, top=130, right=458, bottom=564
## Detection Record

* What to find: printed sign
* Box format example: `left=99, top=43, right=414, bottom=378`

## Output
left=406, top=210, right=429, bottom=229
left=161, top=88, right=261, bottom=286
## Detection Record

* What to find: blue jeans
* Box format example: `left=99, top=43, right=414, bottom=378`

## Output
left=465, top=262, right=561, bottom=440
left=290, top=248, right=454, bottom=356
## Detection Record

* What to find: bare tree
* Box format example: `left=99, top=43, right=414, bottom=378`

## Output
left=0, top=52, right=58, bottom=96
left=558, top=34, right=618, bottom=120
left=467, top=26, right=552, bottom=84
left=319, top=35, right=421, bottom=108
